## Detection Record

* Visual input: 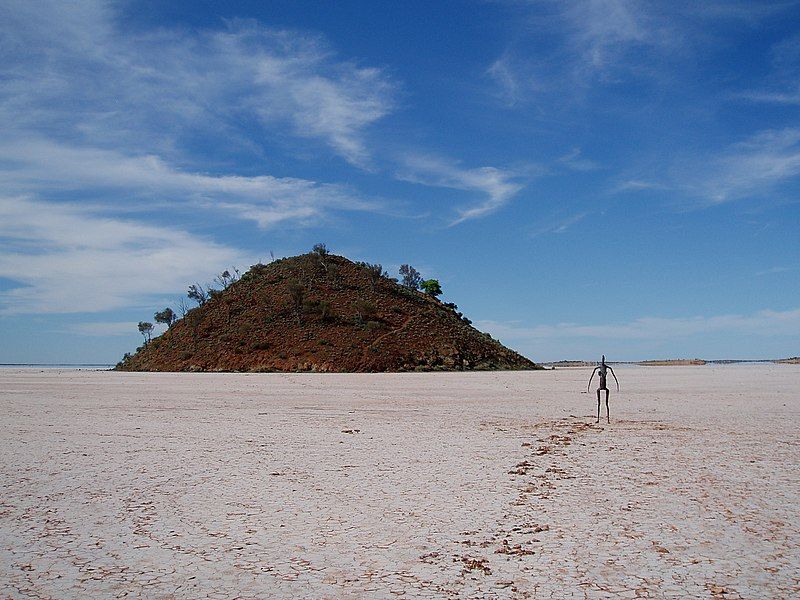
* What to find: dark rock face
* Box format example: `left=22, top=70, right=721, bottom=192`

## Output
left=117, top=254, right=540, bottom=373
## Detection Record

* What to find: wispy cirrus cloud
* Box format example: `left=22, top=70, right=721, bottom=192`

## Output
left=737, top=32, right=800, bottom=106
left=397, top=155, right=532, bottom=225
left=486, top=53, right=525, bottom=107
left=0, top=2, right=395, bottom=167
left=531, top=211, right=590, bottom=237
left=692, top=128, right=800, bottom=204
left=0, top=139, right=378, bottom=228
left=737, top=87, right=800, bottom=105
left=0, top=196, right=253, bottom=314
left=558, top=147, right=600, bottom=172
left=488, top=1, right=797, bottom=104
left=612, top=128, right=800, bottom=205
left=559, top=0, right=657, bottom=73
left=612, top=179, right=669, bottom=193
left=486, top=0, right=676, bottom=102
left=1, top=1, right=541, bottom=237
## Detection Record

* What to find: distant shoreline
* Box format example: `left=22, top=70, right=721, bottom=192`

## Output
left=0, top=364, right=114, bottom=369
left=543, top=358, right=797, bottom=367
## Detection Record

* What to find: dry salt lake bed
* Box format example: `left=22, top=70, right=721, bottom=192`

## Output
left=1, top=365, right=798, bottom=598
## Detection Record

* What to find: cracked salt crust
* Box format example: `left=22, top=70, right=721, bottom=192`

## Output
left=0, top=365, right=798, bottom=597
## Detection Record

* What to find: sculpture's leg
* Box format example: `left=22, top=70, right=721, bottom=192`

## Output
left=596, top=389, right=601, bottom=423
left=605, top=389, right=610, bottom=423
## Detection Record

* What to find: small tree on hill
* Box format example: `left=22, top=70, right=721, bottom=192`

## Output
left=138, top=321, right=154, bottom=343
left=312, top=243, right=330, bottom=273
left=176, top=297, right=190, bottom=318
left=213, top=268, right=240, bottom=290
left=154, top=307, right=176, bottom=328
left=359, top=262, right=387, bottom=290
left=188, top=283, right=208, bottom=306
left=355, top=300, right=376, bottom=325
left=288, top=280, right=305, bottom=323
left=319, top=300, right=333, bottom=322
left=420, top=279, right=442, bottom=297
left=399, top=264, right=422, bottom=290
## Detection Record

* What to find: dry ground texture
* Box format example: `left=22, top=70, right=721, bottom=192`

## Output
left=1, top=365, right=798, bottom=598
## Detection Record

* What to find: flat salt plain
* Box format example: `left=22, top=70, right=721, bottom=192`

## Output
left=1, top=365, right=798, bottom=599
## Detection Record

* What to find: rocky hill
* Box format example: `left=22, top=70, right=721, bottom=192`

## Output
left=116, top=253, right=540, bottom=372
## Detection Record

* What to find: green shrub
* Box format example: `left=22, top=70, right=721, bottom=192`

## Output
left=365, top=320, right=383, bottom=331
left=288, top=280, right=304, bottom=312
left=355, top=300, right=376, bottom=323
left=421, top=279, right=442, bottom=297
left=319, top=300, right=333, bottom=321
left=154, top=307, right=176, bottom=328
left=303, top=299, right=321, bottom=312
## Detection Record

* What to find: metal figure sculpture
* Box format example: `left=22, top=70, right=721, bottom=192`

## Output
left=587, top=355, right=619, bottom=423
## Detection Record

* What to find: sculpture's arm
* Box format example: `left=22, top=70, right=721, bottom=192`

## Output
left=609, top=366, right=620, bottom=391
left=587, top=368, right=598, bottom=391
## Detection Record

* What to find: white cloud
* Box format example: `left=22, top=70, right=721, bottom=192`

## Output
left=487, top=0, right=676, bottom=101
left=227, top=22, right=395, bottom=166
left=612, top=129, right=800, bottom=204
left=478, top=307, right=800, bottom=342
left=397, top=155, right=529, bottom=224
left=738, top=88, right=800, bottom=105
left=612, top=179, right=669, bottom=193
left=697, top=128, right=800, bottom=203
left=531, top=211, right=590, bottom=237
left=0, top=139, right=378, bottom=228
left=558, top=147, right=600, bottom=171
left=555, top=0, right=789, bottom=72
left=562, top=0, right=653, bottom=71
left=0, top=3, right=394, bottom=166
left=486, top=54, right=523, bottom=106
left=488, top=1, right=797, bottom=103
left=0, top=196, right=253, bottom=314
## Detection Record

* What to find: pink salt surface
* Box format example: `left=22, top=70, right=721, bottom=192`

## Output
left=0, top=365, right=798, bottom=598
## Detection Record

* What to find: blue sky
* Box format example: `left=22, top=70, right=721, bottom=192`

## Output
left=1, top=0, right=798, bottom=363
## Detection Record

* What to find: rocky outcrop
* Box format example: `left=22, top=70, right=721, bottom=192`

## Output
left=117, top=253, right=540, bottom=373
